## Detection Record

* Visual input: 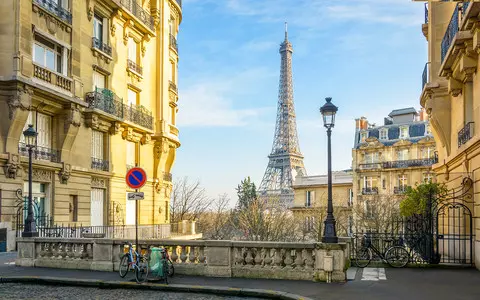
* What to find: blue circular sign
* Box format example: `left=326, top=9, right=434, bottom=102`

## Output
left=126, top=167, right=147, bottom=189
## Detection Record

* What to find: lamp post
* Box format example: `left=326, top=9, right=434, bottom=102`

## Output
left=22, top=124, right=39, bottom=238
left=320, top=97, right=338, bottom=243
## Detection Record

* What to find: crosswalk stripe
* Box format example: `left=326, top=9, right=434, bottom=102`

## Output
left=361, top=267, right=387, bottom=281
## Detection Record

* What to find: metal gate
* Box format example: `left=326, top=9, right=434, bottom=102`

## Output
left=352, top=177, right=474, bottom=266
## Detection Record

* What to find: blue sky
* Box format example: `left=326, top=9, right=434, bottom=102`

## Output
left=174, top=0, right=427, bottom=205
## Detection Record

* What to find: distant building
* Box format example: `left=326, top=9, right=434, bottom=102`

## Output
left=352, top=107, right=436, bottom=230
left=291, top=171, right=353, bottom=240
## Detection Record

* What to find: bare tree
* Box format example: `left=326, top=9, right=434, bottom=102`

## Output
left=170, top=177, right=211, bottom=223
left=197, top=193, right=235, bottom=240
left=352, top=194, right=402, bottom=233
left=293, top=206, right=351, bottom=242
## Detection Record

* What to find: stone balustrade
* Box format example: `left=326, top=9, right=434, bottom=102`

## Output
left=16, top=238, right=350, bottom=282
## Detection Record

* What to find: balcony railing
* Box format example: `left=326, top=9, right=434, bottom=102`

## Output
left=169, top=81, right=178, bottom=93
left=169, top=34, right=178, bottom=52
left=85, top=88, right=124, bottom=119
left=394, top=186, right=409, bottom=194
left=441, top=4, right=459, bottom=63
left=173, top=0, right=182, bottom=8
left=163, top=172, right=172, bottom=182
left=358, top=163, right=382, bottom=170
left=91, top=157, right=109, bottom=171
left=124, top=103, right=153, bottom=130
left=458, top=122, right=474, bottom=147
left=383, top=157, right=438, bottom=169
left=119, top=0, right=155, bottom=31
left=362, top=187, right=378, bottom=195
left=127, top=59, right=143, bottom=75
left=424, top=3, right=428, bottom=24
left=92, top=37, right=112, bottom=56
left=34, top=0, right=72, bottom=24
left=33, top=64, right=72, bottom=93
left=18, top=143, right=60, bottom=163
left=422, top=62, right=429, bottom=90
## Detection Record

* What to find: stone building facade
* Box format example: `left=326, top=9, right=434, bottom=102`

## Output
left=0, top=0, right=182, bottom=248
left=420, top=1, right=479, bottom=269
left=352, top=108, right=436, bottom=231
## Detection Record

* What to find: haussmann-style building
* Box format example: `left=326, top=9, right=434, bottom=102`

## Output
left=420, top=0, right=480, bottom=269
left=0, top=0, right=183, bottom=251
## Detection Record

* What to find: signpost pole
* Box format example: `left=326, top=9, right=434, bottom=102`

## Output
left=125, top=166, right=147, bottom=258
left=135, top=188, right=139, bottom=255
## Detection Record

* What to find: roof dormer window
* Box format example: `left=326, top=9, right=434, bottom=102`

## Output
left=399, top=126, right=409, bottom=139
left=379, top=128, right=388, bottom=140
left=360, top=131, right=368, bottom=143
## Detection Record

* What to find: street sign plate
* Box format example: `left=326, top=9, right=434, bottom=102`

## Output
left=126, top=167, right=147, bottom=189
left=127, top=192, right=145, bottom=200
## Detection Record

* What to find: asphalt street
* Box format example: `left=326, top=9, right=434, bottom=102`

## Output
left=1, top=252, right=480, bottom=300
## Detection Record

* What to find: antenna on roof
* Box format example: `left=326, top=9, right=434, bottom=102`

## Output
left=285, top=22, right=288, bottom=41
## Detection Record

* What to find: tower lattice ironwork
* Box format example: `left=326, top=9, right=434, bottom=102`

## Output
left=258, top=24, right=306, bottom=207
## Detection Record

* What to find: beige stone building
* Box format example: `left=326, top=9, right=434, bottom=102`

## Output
left=291, top=171, right=353, bottom=240
left=420, top=1, right=479, bottom=268
left=0, top=0, right=182, bottom=249
left=352, top=108, right=436, bottom=232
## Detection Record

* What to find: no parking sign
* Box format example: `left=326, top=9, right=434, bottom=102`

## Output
left=125, top=167, right=147, bottom=189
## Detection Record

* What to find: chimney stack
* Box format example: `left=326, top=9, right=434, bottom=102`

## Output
left=419, top=108, right=428, bottom=121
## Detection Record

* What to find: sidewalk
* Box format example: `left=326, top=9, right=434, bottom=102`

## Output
left=1, top=252, right=480, bottom=300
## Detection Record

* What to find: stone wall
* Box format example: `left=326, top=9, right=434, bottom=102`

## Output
left=16, top=238, right=349, bottom=283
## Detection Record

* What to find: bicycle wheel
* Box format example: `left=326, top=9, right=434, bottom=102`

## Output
left=119, top=255, right=130, bottom=278
left=355, top=247, right=372, bottom=268
left=167, top=259, right=174, bottom=277
left=385, top=246, right=409, bottom=268
left=135, top=256, right=149, bottom=283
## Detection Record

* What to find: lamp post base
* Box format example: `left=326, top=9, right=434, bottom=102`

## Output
left=322, top=220, right=338, bottom=244
left=21, top=231, right=39, bottom=238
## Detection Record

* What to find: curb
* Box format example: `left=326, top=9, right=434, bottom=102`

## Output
left=0, top=276, right=314, bottom=300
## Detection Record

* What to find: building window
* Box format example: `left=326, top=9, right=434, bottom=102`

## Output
left=23, top=182, right=49, bottom=219
left=305, top=216, right=316, bottom=232
left=128, top=38, right=138, bottom=64
left=93, top=14, right=104, bottom=44
left=399, top=126, right=409, bottom=139
left=127, top=88, right=138, bottom=106
left=170, top=60, right=176, bottom=83
left=91, top=188, right=104, bottom=226
left=423, top=173, right=433, bottom=183
left=364, top=201, right=373, bottom=219
left=382, top=178, right=386, bottom=189
left=379, top=129, right=388, bottom=140
left=397, top=149, right=408, bottom=161
left=364, top=152, right=378, bottom=163
left=92, top=71, right=106, bottom=90
left=360, top=131, right=368, bottom=142
left=363, top=176, right=375, bottom=188
left=91, top=130, right=107, bottom=171
left=305, top=191, right=313, bottom=207
left=70, top=195, right=78, bottom=222
left=171, top=106, right=176, bottom=125
left=348, top=188, right=353, bottom=206
left=398, top=174, right=408, bottom=187
left=33, top=34, right=67, bottom=75
left=21, top=111, right=52, bottom=149
left=421, top=147, right=435, bottom=159
left=126, top=141, right=136, bottom=169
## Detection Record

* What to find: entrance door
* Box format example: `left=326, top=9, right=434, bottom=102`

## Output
left=90, top=188, right=104, bottom=226
left=125, top=193, right=136, bottom=225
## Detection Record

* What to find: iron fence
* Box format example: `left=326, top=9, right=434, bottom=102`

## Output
left=383, top=157, right=437, bottom=169
left=169, top=34, right=178, bottom=52
left=441, top=4, right=459, bottom=62
left=85, top=88, right=124, bottom=119
left=358, top=163, right=381, bottom=170
left=124, top=103, right=153, bottom=130
left=18, top=143, right=60, bottom=163
left=34, top=0, right=72, bottom=24
left=92, top=37, right=112, bottom=56
left=422, top=62, right=429, bottom=90
left=127, top=59, right=143, bottom=75
left=458, top=122, right=474, bottom=147
left=394, top=186, right=409, bottom=194
left=119, top=0, right=155, bottom=31
left=91, top=157, right=109, bottom=171
left=362, top=187, right=378, bottom=195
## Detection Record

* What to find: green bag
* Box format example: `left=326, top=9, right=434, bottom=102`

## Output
left=150, top=247, right=165, bottom=277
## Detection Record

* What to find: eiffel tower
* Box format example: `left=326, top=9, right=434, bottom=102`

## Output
left=258, top=24, right=307, bottom=208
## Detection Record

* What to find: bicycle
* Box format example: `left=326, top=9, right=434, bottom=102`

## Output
left=118, top=242, right=149, bottom=283
left=162, top=246, right=175, bottom=277
left=355, top=235, right=409, bottom=268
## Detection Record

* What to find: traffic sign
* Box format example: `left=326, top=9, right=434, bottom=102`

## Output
left=127, top=192, right=144, bottom=200
left=126, top=167, right=147, bottom=189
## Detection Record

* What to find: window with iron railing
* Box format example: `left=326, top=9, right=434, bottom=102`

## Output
left=34, top=0, right=72, bottom=24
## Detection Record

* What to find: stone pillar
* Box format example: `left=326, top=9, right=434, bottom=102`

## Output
left=91, top=239, right=114, bottom=271
left=314, top=243, right=347, bottom=283
left=204, top=240, right=232, bottom=277
left=15, top=238, right=36, bottom=267
left=191, top=220, right=196, bottom=235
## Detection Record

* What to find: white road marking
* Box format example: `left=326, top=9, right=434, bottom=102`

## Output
left=361, top=267, right=387, bottom=281
left=4, top=262, right=15, bottom=265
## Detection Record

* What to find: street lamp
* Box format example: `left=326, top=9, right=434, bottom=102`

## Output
left=22, top=124, right=39, bottom=238
left=320, top=97, right=338, bottom=243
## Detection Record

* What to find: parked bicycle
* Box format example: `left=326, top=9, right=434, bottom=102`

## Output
left=162, top=246, right=175, bottom=277
left=355, top=234, right=409, bottom=268
left=118, top=242, right=149, bottom=283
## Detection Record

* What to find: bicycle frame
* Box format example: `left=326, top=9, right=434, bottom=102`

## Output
left=126, top=243, right=141, bottom=270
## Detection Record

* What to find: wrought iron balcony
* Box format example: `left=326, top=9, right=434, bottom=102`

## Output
left=169, top=81, right=178, bottom=93
left=18, top=143, right=60, bottom=163
left=169, top=34, right=178, bottom=52
left=394, top=186, right=409, bottom=194
left=92, top=37, right=112, bottom=57
left=124, top=103, right=153, bottom=130
left=441, top=4, right=459, bottom=63
left=85, top=88, right=124, bottom=119
left=127, top=59, right=143, bottom=75
left=362, top=187, right=378, bottom=195
left=358, top=163, right=382, bottom=170
left=119, top=0, right=155, bottom=31
left=424, top=3, right=428, bottom=24
left=458, top=122, right=474, bottom=147
left=383, top=157, right=438, bottom=169
left=34, top=0, right=72, bottom=24
left=91, top=158, right=109, bottom=171
left=422, top=62, right=429, bottom=90
left=163, top=172, right=172, bottom=182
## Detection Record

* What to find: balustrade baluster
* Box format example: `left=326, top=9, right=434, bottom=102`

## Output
left=254, top=247, right=263, bottom=267
left=284, top=249, right=293, bottom=267
left=198, top=246, right=206, bottom=264
left=188, top=246, right=196, bottom=263
left=294, top=249, right=304, bottom=268
left=305, top=249, right=314, bottom=269
left=171, top=245, right=178, bottom=262
left=245, top=248, right=254, bottom=266
left=180, top=246, right=188, bottom=263
left=263, top=248, right=273, bottom=267
left=235, top=247, right=244, bottom=265
left=274, top=248, right=283, bottom=267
